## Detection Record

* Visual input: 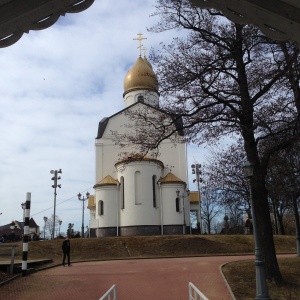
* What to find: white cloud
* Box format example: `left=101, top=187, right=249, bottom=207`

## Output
left=0, top=0, right=206, bottom=235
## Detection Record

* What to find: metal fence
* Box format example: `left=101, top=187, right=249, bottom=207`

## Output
left=99, top=284, right=117, bottom=300
left=98, top=282, right=208, bottom=299
left=189, top=282, right=209, bottom=300
left=0, top=244, right=18, bottom=274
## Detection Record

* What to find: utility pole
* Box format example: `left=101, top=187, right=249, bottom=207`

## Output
left=191, top=163, right=203, bottom=234
left=50, top=169, right=62, bottom=239
left=78, top=192, right=90, bottom=238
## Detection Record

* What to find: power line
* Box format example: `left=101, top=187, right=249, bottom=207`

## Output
left=30, top=186, right=94, bottom=218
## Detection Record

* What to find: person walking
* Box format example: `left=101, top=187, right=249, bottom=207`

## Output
left=62, top=237, right=71, bottom=266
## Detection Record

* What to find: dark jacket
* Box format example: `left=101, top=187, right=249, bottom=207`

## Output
left=62, top=239, right=70, bottom=253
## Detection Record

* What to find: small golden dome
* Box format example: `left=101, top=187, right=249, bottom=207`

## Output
left=144, top=56, right=153, bottom=69
left=124, top=57, right=158, bottom=95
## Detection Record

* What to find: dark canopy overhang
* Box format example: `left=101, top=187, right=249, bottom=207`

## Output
left=0, top=0, right=94, bottom=48
left=1, top=1, right=298, bottom=48
left=190, top=0, right=300, bottom=45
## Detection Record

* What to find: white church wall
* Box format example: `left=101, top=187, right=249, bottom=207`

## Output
left=124, top=90, right=159, bottom=107
left=95, top=141, right=122, bottom=183
left=95, top=112, right=136, bottom=183
left=124, top=94, right=134, bottom=106
left=161, top=184, right=185, bottom=225
left=95, top=185, right=118, bottom=228
left=158, top=142, right=188, bottom=182
left=95, top=105, right=188, bottom=185
left=89, top=218, right=98, bottom=229
left=116, top=160, right=162, bottom=226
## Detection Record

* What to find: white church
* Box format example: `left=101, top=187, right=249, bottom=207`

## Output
left=87, top=37, right=200, bottom=237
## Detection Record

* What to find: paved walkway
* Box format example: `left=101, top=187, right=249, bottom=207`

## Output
left=0, top=255, right=294, bottom=300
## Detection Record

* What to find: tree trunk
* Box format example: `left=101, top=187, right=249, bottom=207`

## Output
left=276, top=210, right=286, bottom=235
left=272, top=198, right=279, bottom=234
left=235, top=22, right=283, bottom=284
left=252, top=168, right=284, bottom=284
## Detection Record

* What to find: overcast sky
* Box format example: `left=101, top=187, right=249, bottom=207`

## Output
left=0, top=0, right=208, bottom=236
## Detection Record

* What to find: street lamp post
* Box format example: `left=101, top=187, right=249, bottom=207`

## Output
left=243, top=160, right=270, bottom=300
left=58, top=220, right=62, bottom=237
left=21, top=202, right=26, bottom=222
left=43, top=216, right=48, bottom=240
left=78, top=192, right=90, bottom=238
left=176, top=189, right=190, bottom=234
left=191, top=164, right=202, bottom=234
left=50, top=169, right=62, bottom=239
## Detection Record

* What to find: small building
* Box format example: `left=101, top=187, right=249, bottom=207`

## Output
left=0, top=218, right=40, bottom=241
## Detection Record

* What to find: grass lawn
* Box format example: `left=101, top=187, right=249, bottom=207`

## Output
left=222, top=257, right=300, bottom=300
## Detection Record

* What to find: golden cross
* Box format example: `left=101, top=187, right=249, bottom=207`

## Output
left=133, top=33, right=147, bottom=57
left=141, top=46, right=147, bottom=57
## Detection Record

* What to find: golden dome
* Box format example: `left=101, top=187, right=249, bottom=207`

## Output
left=123, top=57, right=158, bottom=95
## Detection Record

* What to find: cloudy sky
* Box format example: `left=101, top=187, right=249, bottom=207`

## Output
left=0, top=0, right=208, bottom=236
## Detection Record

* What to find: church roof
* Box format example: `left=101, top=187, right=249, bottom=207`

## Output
left=159, top=172, right=186, bottom=185
left=123, top=56, right=158, bottom=96
left=29, top=218, right=38, bottom=228
left=189, top=191, right=200, bottom=203
left=87, top=194, right=95, bottom=208
left=93, top=175, right=119, bottom=188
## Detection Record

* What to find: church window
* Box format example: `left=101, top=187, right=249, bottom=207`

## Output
left=152, top=175, right=157, bottom=207
left=137, top=95, right=144, bottom=102
left=98, top=200, right=104, bottom=215
left=120, top=176, right=125, bottom=209
left=135, top=171, right=142, bottom=204
left=175, top=197, right=180, bottom=212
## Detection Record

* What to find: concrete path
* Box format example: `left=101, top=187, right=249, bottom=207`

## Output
left=0, top=255, right=294, bottom=300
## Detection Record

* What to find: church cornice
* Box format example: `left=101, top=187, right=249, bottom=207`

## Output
left=0, top=0, right=95, bottom=48
left=122, top=87, right=160, bottom=98
left=115, top=156, right=164, bottom=169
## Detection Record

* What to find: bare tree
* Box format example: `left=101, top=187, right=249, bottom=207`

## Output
left=201, top=188, right=221, bottom=234
left=113, top=0, right=300, bottom=284
left=267, top=142, right=300, bottom=236
left=203, top=143, right=251, bottom=214
left=46, top=214, right=61, bottom=239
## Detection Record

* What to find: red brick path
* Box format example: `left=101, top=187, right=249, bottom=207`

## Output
left=0, top=255, right=294, bottom=300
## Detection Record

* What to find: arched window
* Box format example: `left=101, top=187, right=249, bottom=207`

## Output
left=137, top=95, right=144, bottom=102
left=120, top=176, right=125, bottom=209
left=175, top=197, right=180, bottom=212
left=135, top=171, right=141, bottom=204
left=152, top=175, right=157, bottom=207
left=98, top=200, right=104, bottom=215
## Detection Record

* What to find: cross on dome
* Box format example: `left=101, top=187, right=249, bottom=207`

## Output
left=141, top=46, right=147, bottom=57
left=133, top=33, right=147, bottom=57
